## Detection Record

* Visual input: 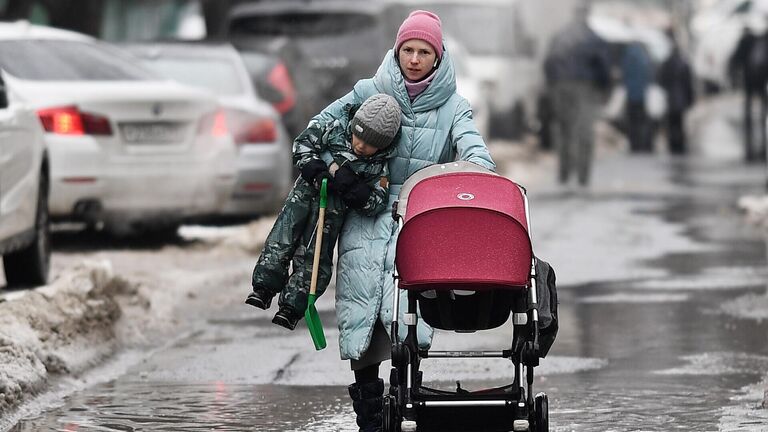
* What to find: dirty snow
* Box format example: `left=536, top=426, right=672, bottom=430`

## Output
left=626, top=266, right=768, bottom=291
left=0, top=217, right=271, bottom=424
left=0, top=261, right=128, bottom=419
left=578, top=292, right=690, bottom=303
left=740, top=195, right=768, bottom=232
left=655, top=352, right=768, bottom=376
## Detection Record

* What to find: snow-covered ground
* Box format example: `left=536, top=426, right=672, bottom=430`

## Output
left=0, top=262, right=127, bottom=417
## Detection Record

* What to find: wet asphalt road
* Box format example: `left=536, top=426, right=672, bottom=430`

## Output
left=9, top=150, right=768, bottom=432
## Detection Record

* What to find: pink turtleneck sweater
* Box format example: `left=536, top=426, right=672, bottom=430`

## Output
left=404, top=68, right=438, bottom=101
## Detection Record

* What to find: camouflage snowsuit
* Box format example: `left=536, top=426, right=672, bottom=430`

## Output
left=251, top=103, right=395, bottom=319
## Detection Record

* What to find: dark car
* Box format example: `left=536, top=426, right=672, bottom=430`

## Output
left=226, top=1, right=399, bottom=129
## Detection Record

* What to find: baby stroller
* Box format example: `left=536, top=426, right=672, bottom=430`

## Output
left=385, top=162, right=552, bottom=432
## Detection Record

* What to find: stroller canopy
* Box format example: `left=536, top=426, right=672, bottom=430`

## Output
left=395, top=162, right=533, bottom=291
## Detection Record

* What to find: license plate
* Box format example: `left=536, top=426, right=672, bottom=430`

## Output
left=121, top=122, right=185, bottom=143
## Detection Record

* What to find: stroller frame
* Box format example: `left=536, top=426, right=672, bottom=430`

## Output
left=384, top=164, right=549, bottom=432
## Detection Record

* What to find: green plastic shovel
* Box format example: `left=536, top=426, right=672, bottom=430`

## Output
left=305, top=178, right=327, bottom=351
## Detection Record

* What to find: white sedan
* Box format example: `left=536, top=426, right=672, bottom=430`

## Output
left=0, top=22, right=237, bottom=235
left=125, top=42, right=293, bottom=219
left=0, top=70, right=49, bottom=287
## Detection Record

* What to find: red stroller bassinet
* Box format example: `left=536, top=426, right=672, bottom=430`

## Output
left=385, top=161, right=550, bottom=432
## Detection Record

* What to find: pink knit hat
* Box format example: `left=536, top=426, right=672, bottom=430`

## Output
left=395, top=10, right=443, bottom=59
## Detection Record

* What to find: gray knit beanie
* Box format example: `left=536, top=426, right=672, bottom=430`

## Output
left=350, top=94, right=402, bottom=149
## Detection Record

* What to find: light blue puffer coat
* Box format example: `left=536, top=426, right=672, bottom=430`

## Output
left=313, top=47, right=496, bottom=361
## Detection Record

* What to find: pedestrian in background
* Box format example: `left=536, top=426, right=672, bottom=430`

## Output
left=657, top=28, right=694, bottom=155
left=536, top=90, right=554, bottom=151
left=544, top=2, right=612, bottom=186
left=245, top=94, right=401, bottom=331
left=729, top=15, right=768, bottom=163
left=307, top=10, right=495, bottom=431
left=621, top=41, right=654, bottom=153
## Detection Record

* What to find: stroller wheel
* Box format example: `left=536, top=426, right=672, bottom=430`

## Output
left=533, top=392, right=549, bottom=432
left=383, top=394, right=398, bottom=432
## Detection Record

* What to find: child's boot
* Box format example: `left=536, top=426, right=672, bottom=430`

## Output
left=272, top=307, right=301, bottom=330
left=244, top=287, right=274, bottom=310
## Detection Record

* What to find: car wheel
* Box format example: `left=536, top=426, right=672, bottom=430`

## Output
left=3, top=168, right=50, bottom=288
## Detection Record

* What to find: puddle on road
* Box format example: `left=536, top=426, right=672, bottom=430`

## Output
left=546, top=373, right=768, bottom=432
left=12, top=371, right=767, bottom=432
left=10, top=383, right=354, bottom=432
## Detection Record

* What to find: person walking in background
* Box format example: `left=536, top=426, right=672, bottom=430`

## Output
left=544, top=2, right=612, bottom=186
left=657, top=29, right=694, bottom=155
left=729, top=15, right=768, bottom=163
left=621, top=41, right=654, bottom=153
left=307, top=10, right=495, bottom=431
left=536, top=90, right=554, bottom=151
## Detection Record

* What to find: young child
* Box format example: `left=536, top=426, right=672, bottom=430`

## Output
left=245, top=93, right=402, bottom=330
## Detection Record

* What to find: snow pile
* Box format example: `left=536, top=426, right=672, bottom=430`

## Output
left=0, top=261, right=140, bottom=417
left=722, top=292, right=768, bottom=321
left=739, top=194, right=768, bottom=231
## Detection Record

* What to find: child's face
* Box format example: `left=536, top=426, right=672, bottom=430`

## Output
left=352, top=135, right=380, bottom=157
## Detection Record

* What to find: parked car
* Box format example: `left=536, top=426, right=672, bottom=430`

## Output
left=238, top=50, right=302, bottom=138
left=226, top=1, right=400, bottom=133
left=124, top=42, right=293, bottom=219
left=0, top=70, right=49, bottom=288
left=0, top=22, right=237, bottom=236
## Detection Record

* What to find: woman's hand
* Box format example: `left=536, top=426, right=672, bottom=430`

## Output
left=342, top=183, right=373, bottom=209
left=333, top=165, right=360, bottom=194
left=333, top=165, right=372, bottom=208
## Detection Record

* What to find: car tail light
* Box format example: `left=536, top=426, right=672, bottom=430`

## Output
left=212, top=111, right=228, bottom=137
left=198, top=110, right=229, bottom=137
left=236, top=118, right=277, bottom=145
left=267, top=62, right=296, bottom=115
left=37, top=106, right=112, bottom=136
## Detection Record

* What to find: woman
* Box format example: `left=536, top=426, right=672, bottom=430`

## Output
left=312, top=10, right=496, bottom=431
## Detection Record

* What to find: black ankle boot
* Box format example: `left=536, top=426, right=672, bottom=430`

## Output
left=272, top=307, right=300, bottom=330
left=348, top=378, right=384, bottom=432
left=244, top=288, right=273, bottom=310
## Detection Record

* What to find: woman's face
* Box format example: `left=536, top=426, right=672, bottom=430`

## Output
left=398, top=39, right=437, bottom=82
